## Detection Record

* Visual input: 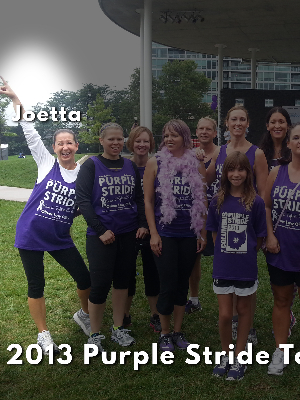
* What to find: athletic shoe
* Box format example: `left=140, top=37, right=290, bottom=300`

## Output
left=111, top=326, right=135, bottom=347
left=73, top=309, right=91, bottom=336
left=268, top=348, right=287, bottom=376
left=289, top=311, right=296, bottom=338
left=172, top=332, right=190, bottom=350
left=185, top=300, right=202, bottom=314
left=212, top=354, right=230, bottom=377
left=232, top=320, right=238, bottom=341
left=123, top=314, right=132, bottom=328
left=37, top=330, right=60, bottom=356
left=247, top=328, right=258, bottom=346
left=226, top=358, right=247, bottom=381
left=87, top=333, right=105, bottom=353
left=150, top=314, right=162, bottom=333
left=158, top=334, right=174, bottom=352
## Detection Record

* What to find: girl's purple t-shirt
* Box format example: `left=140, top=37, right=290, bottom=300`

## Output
left=15, top=160, right=76, bottom=251
left=137, top=166, right=146, bottom=193
left=215, top=144, right=258, bottom=190
left=87, top=156, right=139, bottom=236
left=154, top=161, right=195, bottom=238
left=206, top=194, right=267, bottom=281
left=266, top=164, right=300, bottom=272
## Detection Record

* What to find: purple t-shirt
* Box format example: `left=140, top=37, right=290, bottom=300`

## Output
left=266, top=164, right=300, bottom=272
left=15, top=160, right=76, bottom=251
left=154, top=162, right=195, bottom=238
left=206, top=194, right=267, bottom=280
left=86, top=156, right=139, bottom=235
left=215, top=144, right=258, bottom=191
left=137, top=166, right=146, bottom=193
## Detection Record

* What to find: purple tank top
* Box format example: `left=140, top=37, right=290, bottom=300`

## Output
left=154, top=160, right=195, bottom=237
left=215, top=144, right=258, bottom=190
left=266, top=164, right=300, bottom=272
left=87, top=156, right=139, bottom=235
left=15, top=160, right=76, bottom=251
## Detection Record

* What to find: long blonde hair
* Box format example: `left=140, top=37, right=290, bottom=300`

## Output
left=217, top=151, right=256, bottom=211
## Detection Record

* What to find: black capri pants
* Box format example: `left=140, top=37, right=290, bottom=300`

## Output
left=86, top=230, right=137, bottom=304
left=128, top=238, right=160, bottom=297
left=19, top=246, right=91, bottom=299
left=154, top=236, right=198, bottom=315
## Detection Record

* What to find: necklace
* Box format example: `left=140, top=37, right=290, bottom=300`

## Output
left=156, top=146, right=207, bottom=237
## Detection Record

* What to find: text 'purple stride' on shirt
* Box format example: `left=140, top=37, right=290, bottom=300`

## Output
left=206, top=194, right=267, bottom=280
left=154, top=161, right=195, bottom=238
left=87, top=156, right=139, bottom=235
left=266, top=164, right=300, bottom=272
left=15, top=160, right=76, bottom=251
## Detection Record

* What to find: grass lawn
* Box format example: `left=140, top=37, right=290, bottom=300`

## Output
left=1, top=199, right=300, bottom=400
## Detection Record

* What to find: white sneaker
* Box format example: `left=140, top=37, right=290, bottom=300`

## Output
left=73, top=309, right=91, bottom=336
left=268, top=348, right=287, bottom=375
left=111, top=326, right=135, bottom=347
left=87, top=333, right=105, bottom=353
left=37, top=330, right=60, bottom=355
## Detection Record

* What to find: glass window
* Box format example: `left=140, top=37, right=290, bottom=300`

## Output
left=275, top=72, right=289, bottom=82
left=157, top=48, right=167, bottom=58
left=264, top=72, right=274, bottom=81
left=265, top=99, right=274, bottom=107
left=207, top=61, right=211, bottom=69
left=212, top=71, right=217, bottom=80
left=295, top=100, right=300, bottom=105
left=207, top=71, right=211, bottom=78
left=292, top=85, right=300, bottom=90
left=257, top=72, right=263, bottom=81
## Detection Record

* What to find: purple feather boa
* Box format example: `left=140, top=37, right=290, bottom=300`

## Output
left=156, top=146, right=207, bottom=237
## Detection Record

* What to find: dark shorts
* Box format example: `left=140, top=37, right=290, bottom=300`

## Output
left=213, top=278, right=258, bottom=296
left=268, top=263, right=300, bottom=287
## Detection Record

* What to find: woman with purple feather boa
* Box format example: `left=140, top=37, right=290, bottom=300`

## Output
left=144, top=119, right=207, bottom=352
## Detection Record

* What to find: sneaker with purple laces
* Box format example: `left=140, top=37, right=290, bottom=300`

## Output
left=172, top=332, right=190, bottom=350
left=212, top=354, right=230, bottom=377
left=185, top=300, right=202, bottom=314
left=226, top=358, right=247, bottom=381
left=158, top=334, right=174, bottom=352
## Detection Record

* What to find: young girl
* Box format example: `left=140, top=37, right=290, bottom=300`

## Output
left=206, top=151, right=266, bottom=380
left=124, top=126, right=161, bottom=332
left=0, top=77, right=91, bottom=354
left=202, top=106, right=268, bottom=345
left=265, top=124, right=300, bottom=375
left=144, top=119, right=207, bottom=352
left=76, top=123, right=148, bottom=351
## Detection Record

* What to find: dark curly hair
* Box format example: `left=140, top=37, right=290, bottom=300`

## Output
left=260, top=107, right=291, bottom=170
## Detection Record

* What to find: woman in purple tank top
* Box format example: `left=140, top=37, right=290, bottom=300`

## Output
left=0, top=77, right=91, bottom=355
left=144, top=119, right=207, bottom=352
left=265, top=123, right=300, bottom=375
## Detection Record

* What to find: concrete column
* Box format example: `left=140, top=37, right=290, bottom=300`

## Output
left=136, top=9, right=145, bottom=125
left=248, top=48, right=259, bottom=89
left=143, top=0, right=152, bottom=131
left=215, top=44, right=226, bottom=145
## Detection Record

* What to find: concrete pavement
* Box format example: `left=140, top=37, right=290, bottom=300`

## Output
left=0, top=186, right=32, bottom=202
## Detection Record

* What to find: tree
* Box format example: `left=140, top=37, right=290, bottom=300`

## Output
left=79, top=94, right=115, bottom=152
left=0, top=97, right=12, bottom=159
left=155, top=60, right=214, bottom=132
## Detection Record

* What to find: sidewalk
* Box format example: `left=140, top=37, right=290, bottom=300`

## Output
left=0, top=186, right=32, bottom=202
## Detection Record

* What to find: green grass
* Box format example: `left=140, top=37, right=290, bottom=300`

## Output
left=1, top=199, right=300, bottom=399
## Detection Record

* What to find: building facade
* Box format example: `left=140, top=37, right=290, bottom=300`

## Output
left=152, top=42, right=300, bottom=105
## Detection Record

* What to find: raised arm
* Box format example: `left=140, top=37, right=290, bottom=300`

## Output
left=0, top=76, right=25, bottom=118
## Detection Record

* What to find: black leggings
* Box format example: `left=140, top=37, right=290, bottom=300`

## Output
left=128, top=239, right=160, bottom=297
left=154, top=236, right=197, bottom=315
left=19, top=246, right=91, bottom=299
left=86, top=230, right=137, bottom=304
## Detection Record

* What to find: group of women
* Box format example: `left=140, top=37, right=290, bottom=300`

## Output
left=1, top=76, right=300, bottom=381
